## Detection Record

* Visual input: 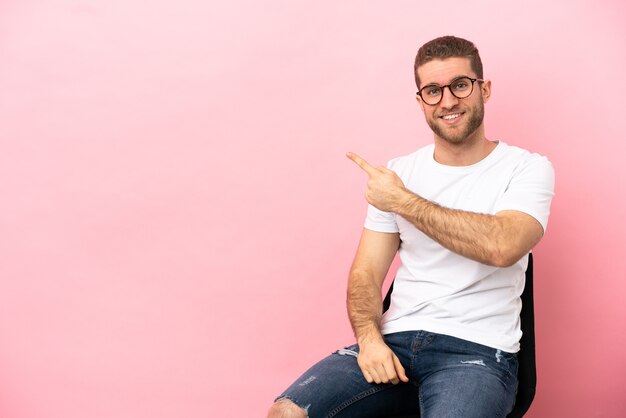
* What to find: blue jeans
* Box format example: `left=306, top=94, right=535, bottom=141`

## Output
left=276, top=331, right=518, bottom=418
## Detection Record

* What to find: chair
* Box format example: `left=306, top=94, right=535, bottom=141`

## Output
left=381, top=253, right=536, bottom=418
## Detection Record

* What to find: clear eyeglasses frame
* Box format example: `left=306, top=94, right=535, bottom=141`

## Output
left=416, top=76, right=484, bottom=106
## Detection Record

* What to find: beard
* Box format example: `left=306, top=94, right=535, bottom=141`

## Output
left=427, top=101, right=485, bottom=144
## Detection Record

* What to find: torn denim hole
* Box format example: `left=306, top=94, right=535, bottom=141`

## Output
left=460, top=359, right=486, bottom=366
left=335, top=348, right=359, bottom=358
left=275, top=396, right=311, bottom=417
left=495, top=349, right=503, bottom=363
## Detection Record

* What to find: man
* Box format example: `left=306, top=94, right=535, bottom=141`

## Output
left=267, top=35, right=554, bottom=418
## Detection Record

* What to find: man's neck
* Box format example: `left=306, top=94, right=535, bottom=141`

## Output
left=432, top=128, right=497, bottom=167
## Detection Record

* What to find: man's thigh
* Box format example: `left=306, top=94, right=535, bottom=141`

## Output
left=275, top=343, right=419, bottom=418
left=415, top=334, right=518, bottom=418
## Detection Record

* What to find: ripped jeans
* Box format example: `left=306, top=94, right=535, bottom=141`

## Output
left=275, top=331, right=518, bottom=418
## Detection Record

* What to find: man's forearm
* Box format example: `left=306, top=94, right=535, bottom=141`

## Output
left=346, top=229, right=400, bottom=346
left=397, top=191, right=524, bottom=267
left=347, top=271, right=385, bottom=344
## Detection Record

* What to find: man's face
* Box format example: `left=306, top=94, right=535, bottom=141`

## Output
left=416, top=57, right=491, bottom=144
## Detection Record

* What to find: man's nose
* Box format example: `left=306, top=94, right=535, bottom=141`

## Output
left=439, top=86, right=459, bottom=108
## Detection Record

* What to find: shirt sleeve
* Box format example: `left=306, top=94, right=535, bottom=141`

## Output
left=494, top=155, right=555, bottom=232
left=364, top=204, right=399, bottom=233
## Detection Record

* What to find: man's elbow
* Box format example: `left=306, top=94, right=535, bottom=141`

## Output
left=489, top=215, right=544, bottom=267
left=488, top=244, right=525, bottom=268
left=491, top=253, right=520, bottom=268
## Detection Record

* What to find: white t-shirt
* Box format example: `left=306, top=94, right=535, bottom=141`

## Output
left=364, top=141, right=555, bottom=352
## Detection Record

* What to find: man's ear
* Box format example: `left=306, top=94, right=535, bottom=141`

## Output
left=416, top=94, right=425, bottom=112
left=481, top=80, right=492, bottom=104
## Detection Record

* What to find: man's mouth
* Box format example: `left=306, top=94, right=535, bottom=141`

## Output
left=438, top=111, right=465, bottom=125
left=440, top=112, right=463, bottom=121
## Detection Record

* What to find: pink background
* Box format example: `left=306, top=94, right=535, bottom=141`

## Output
left=1, top=1, right=625, bottom=417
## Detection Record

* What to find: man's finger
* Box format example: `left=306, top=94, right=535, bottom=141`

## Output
left=346, top=152, right=377, bottom=176
left=368, top=368, right=382, bottom=384
left=393, top=355, right=409, bottom=383
left=362, top=369, right=374, bottom=384
left=382, top=359, right=399, bottom=385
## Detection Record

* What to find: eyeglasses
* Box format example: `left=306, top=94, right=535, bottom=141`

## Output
left=416, top=76, right=483, bottom=106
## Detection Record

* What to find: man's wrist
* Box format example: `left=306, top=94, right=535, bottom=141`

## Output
left=395, top=190, right=422, bottom=218
left=355, top=325, right=384, bottom=346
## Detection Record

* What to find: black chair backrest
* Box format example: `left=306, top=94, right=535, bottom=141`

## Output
left=381, top=253, right=536, bottom=418
left=509, top=252, right=536, bottom=418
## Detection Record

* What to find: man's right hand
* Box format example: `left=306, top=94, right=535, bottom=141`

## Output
left=357, top=338, right=409, bottom=385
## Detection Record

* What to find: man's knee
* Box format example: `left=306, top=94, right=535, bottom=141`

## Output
left=267, top=398, right=308, bottom=418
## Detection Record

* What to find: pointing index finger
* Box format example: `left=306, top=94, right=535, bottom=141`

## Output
left=347, top=152, right=377, bottom=176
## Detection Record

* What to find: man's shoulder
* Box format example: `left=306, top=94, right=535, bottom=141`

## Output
left=492, top=143, right=555, bottom=192
left=496, top=142, right=553, bottom=170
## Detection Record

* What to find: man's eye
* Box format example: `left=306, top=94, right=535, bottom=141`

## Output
left=453, top=82, right=468, bottom=90
left=426, top=87, right=440, bottom=96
